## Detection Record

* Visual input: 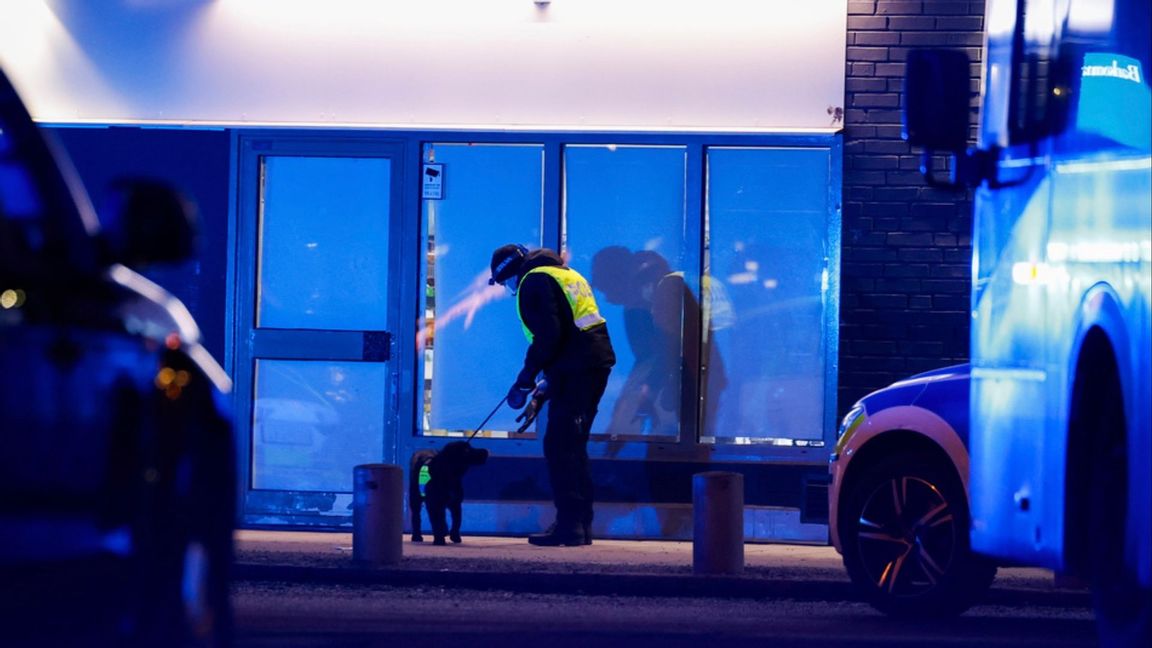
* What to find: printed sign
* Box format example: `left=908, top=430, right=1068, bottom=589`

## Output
left=1078, top=53, right=1150, bottom=150
left=422, top=163, right=444, bottom=199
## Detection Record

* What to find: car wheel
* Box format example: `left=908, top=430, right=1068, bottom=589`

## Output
left=138, top=365, right=235, bottom=648
left=840, top=451, right=996, bottom=617
left=181, top=529, right=233, bottom=648
left=183, top=422, right=236, bottom=648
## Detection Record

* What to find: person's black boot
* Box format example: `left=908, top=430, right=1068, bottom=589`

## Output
left=582, top=522, right=593, bottom=545
left=528, top=522, right=585, bottom=547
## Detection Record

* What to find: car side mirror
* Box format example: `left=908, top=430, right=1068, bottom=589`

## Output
left=100, top=178, right=197, bottom=268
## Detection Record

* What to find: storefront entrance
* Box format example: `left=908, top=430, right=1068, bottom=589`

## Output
left=230, top=131, right=839, bottom=541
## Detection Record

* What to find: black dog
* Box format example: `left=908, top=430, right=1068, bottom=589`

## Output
left=409, top=441, right=489, bottom=545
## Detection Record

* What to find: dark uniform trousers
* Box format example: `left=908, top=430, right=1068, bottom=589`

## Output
left=543, top=367, right=611, bottom=529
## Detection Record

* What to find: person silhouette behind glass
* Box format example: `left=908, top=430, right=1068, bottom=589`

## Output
left=591, top=247, right=727, bottom=439
left=590, top=247, right=666, bottom=436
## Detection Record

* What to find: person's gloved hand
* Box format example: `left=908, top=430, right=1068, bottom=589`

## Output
left=506, top=383, right=533, bottom=410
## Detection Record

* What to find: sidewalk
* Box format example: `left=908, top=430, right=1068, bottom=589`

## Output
left=233, top=530, right=1090, bottom=608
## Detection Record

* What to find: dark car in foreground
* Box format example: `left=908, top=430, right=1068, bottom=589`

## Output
left=0, top=69, right=235, bottom=646
left=829, top=364, right=997, bottom=617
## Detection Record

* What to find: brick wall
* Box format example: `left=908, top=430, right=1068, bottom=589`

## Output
left=838, top=0, right=985, bottom=414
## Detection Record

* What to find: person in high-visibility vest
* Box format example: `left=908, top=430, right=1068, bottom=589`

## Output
left=489, top=243, right=616, bottom=546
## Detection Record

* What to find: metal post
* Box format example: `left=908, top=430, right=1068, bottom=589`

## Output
left=352, top=463, right=403, bottom=565
left=692, top=471, right=745, bottom=575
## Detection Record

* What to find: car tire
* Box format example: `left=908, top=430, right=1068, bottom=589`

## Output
left=135, top=515, right=232, bottom=648
left=136, top=361, right=235, bottom=648
left=181, top=400, right=236, bottom=648
left=840, top=451, right=996, bottom=617
left=181, top=523, right=233, bottom=648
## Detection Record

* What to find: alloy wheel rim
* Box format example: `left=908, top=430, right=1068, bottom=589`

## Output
left=856, top=475, right=957, bottom=598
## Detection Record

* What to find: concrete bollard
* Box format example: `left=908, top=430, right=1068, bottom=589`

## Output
left=692, top=471, right=745, bottom=575
left=352, top=463, right=403, bottom=566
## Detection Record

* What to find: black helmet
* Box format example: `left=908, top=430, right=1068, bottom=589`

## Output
left=489, top=244, right=528, bottom=285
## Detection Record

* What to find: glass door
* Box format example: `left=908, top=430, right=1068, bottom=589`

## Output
left=234, top=137, right=406, bottom=525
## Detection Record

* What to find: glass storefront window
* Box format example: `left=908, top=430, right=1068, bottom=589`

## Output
left=419, top=143, right=545, bottom=436
left=414, top=141, right=834, bottom=448
left=704, top=147, right=831, bottom=445
left=563, top=145, right=691, bottom=440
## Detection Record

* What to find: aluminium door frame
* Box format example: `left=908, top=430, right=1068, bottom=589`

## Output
left=229, top=131, right=414, bottom=525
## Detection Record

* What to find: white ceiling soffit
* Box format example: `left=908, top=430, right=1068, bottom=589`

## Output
left=0, top=0, right=847, bottom=132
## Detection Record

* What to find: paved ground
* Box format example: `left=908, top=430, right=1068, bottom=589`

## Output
left=234, top=530, right=1089, bottom=607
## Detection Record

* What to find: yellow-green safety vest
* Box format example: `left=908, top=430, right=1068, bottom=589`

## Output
left=517, top=266, right=606, bottom=342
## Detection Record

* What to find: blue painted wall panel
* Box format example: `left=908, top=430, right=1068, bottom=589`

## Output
left=46, top=126, right=230, bottom=359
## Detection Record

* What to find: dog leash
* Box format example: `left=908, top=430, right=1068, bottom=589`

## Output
left=466, top=395, right=508, bottom=443
left=465, top=380, right=548, bottom=442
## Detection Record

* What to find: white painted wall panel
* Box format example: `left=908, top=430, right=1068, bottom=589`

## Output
left=0, top=0, right=847, bottom=131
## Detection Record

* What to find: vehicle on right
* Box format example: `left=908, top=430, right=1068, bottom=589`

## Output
left=903, top=0, right=1150, bottom=645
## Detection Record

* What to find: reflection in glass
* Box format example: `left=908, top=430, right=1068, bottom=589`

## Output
left=565, top=145, right=691, bottom=439
left=252, top=359, right=387, bottom=491
left=1075, top=53, right=1151, bottom=151
left=419, top=143, right=544, bottom=436
left=705, top=147, right=830, bottom=444
left=258, top=156, right=391, bottom=331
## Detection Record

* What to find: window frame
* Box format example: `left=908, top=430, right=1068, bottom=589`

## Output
left=407, top=131, right=842, bottom=464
